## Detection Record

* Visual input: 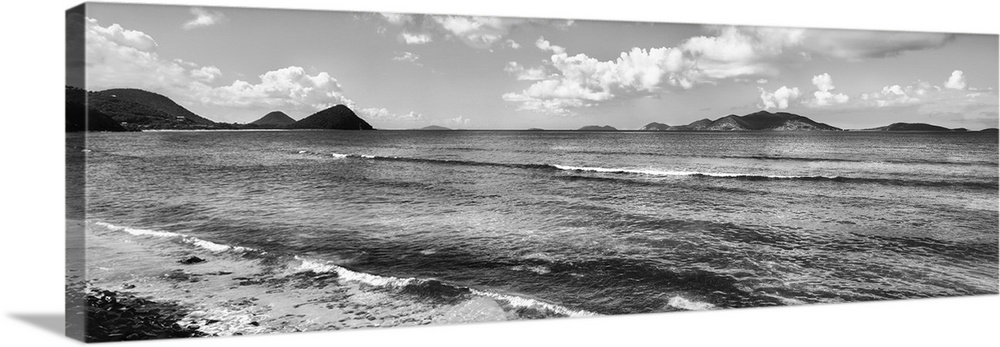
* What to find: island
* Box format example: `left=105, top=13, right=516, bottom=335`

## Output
left=577, top=125, right=618, bottom=131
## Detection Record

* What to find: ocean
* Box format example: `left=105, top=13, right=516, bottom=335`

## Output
left=72, top=130, right=999, bottom=334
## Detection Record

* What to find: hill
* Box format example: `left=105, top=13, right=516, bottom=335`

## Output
left=65, top=87, right=127, bottom=132
left=290, top=105, right=374, bottom=130
left=577, top=125, right=618, bottom=131
left=250, top=111, right=296, bottom=126
left=85, top=88, right=216, bottom=129
left=641, top=111, right=840, bottom=131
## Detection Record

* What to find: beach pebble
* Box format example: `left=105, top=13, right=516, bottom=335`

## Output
left=178, top=256, right=206, bottom=264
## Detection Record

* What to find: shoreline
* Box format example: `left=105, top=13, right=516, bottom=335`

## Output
left=77, top=220, right=593, bottom=341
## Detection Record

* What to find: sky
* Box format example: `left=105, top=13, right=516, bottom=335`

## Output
left=71, top=3, right=999, bottom=130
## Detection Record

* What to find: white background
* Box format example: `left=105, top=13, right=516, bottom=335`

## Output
left=0, top=0, right=997, bottom=346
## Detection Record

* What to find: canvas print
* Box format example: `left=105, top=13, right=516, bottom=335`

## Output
left=65, top=2, right=999, bottom=342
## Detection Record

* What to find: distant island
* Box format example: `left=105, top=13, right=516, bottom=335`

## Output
left=578, top=125, right=618, bottom=131
left=65, top=86, right=376, bottom=132
left=641, top=111, right=840, bottom=131
left=290, top=105, right=373, bottom=130
left=419, top=125, right=452, bottom=130
left=249, top=111, right=296, bottom=127
left=66, top=86, right=996, bottom=133
left=852, top=122, right=970, bottom=132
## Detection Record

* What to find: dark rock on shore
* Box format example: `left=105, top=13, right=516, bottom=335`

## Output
left=85, top=289, right=206, bottom=342
left=290, top=105, right=374, bottom=130
left=178, top=256, right=206, bottom=264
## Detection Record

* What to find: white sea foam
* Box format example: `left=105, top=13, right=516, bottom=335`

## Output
left=298, top=150, right=307, bottom=154
left=293, top=256, right=415, bottom=287
left=330, top=153, right=349, bottom=159
left=511, top=265, right=551, bottom=275
left=470, top=289, right=598, bottom=318
left=667, top=296, right=716, bottom=310
left=95, top=221, right=257, bottom=254
left=360, top=155, right=376, bottom=159
left=182, top=237, right=256, bottom=253
left=95, top=222, right=183, bottom=238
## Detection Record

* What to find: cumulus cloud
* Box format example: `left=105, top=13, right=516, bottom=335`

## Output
left=860, top=82, right=933, bottom=107
left=401, top=32, right=432, bottom=45
left=190, top=66, right=222, bottom=83
left=758, top=86, right=801, bottom=110
left=535, top=37, right=565, bottom=54
left=86, top=18, right=354, bottom=114
left=505, top=39, right=521, bottom=49
left=200, top=66, right=353, bottom=111
left=85, top=17, right=196, bottom=90
left=503, top=46, right=697, bottom=115
left=430, top=15, right=511, bottom=48
left=502, top=25, right=959, bottom=116
left=806, top=73, right=849, bottom=107
left=445, top=115, right=472, bottom=127
left=944, top=70, right=966, bottom=90
left=183, top=7, right=226, bottom=30
left=503, top=62, right=547, bottom=81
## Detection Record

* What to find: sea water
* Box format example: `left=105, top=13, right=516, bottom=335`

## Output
left=73, top=130, right=999, bottom=332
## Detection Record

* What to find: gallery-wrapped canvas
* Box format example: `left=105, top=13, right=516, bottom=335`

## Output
left=65, top=1, right=999, bottom=343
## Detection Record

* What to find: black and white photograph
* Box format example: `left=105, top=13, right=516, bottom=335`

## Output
left=8, top=0, right=1000, bottom=345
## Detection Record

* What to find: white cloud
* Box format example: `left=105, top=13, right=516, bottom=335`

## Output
left=376, top=14, right=570, bottom=50
left=190, top=66, right=222, bottom=83
left=758, top=86, right=801, bottom=110
left=798, top=30, right=954, bottom=60
left=88, top=18, right=352, bottom=112
left=401, top=32, right=432, bottom=45
left=392, top=51, right=420, bottom=63
left=200, top=66, right=353, bottom=111
left=445, top=115, right=472, bottom=127
left=182, top=7, right=226, bottom=30
left=504, top=62, right=547, bottom=81
left=87, top=18, right=158, bottom=51
left=430, top=16, right=516, bottom=48
left=504, top=42, right=693, bottom=115
left=360, top=108, right=423, bottom=122
left=502, top=93, right=588, bottom=117
left=756, top=79, right=768, bottom=84
left=85, top=17, right=194, bottom=91
left=535, top=37, right=565, bottom=54
left=379, top=13, right=414, bottom=26
left=945, top=70, right=967, bottom=90
left=806, top=73, right=850, bottom=107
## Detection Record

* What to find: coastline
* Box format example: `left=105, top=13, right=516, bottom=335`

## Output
left=78, top=220, right=586, bottom=341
